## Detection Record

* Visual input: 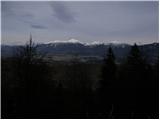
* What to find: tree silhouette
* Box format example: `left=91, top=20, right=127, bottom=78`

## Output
left=120, top=43, right=155, bottom=117
left=98, top=47, right=117, bottom=117
left=126, top=43, right=146, bottom=88
left=100, top=47, right=116, bottom=90
left=10, top=34, right=52, bottom=117
left=16, top=34, right=37, bottom=62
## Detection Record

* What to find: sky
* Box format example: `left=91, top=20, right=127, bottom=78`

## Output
left=2, top=1, right=159, bottom=45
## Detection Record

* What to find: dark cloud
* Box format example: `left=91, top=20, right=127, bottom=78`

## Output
left=31, top=24, right=47, bottom=29
left=50, top=2, right=76, bottom=23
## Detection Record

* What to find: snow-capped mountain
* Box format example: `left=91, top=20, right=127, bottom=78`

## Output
left=45, top=39, right=105, bottom=46
left=45, top=39, right=83, bottom=45
left=84, top=41, right=104, bottom=46
left=44, top=39, right=128, bottom=47
left=1, top=41, right=158, bottom=64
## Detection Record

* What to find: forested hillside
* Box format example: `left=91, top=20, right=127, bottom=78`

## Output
left=1, top=39, right=159, bottom=118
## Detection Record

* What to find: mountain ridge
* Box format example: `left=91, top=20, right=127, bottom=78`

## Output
left=1, top=42, right=158, bottom=64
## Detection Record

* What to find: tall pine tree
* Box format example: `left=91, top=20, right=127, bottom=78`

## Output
left=98, top=47, right=117, bottom=117
left=101, top=47, right=116, bottom=89
left=123, top=43, right=153, bottom=117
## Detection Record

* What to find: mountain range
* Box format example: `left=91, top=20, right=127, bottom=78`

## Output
left=1, top=40, right=159, bottom=64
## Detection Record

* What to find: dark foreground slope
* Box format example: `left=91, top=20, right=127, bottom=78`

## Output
left=1, top=42, right=159, bottom=118
left=2, top=60, right=159, bottom=118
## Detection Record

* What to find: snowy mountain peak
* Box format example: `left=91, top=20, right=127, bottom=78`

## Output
left=91, top=41, right=104, bottom=45
left=68, top=38, right=80, bottom=43
left=109, top=40, right=121, bottom=45
left=45, top=39, right=129, bottom=47
left=45, top=39, right=83, bottom=47
left=84, top=41, right=104, bottom=46
left=45, top=38, right=83, bottom=45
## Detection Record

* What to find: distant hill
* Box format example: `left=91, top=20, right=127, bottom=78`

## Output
left=1, top=42, right=159, bottom=64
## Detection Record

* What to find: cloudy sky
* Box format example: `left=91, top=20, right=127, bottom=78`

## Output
left=2, top=1, right=159, bottom=45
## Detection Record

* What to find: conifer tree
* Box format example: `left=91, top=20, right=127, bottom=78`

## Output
left=124, top=43, right=152, bottom=116
left=98, top=47, right=117, bottom=116
left=126, top=43, right=146, bottom=88
left=101, top=47, right=116, bottom=89
left=14, top=34, right=51, bottom=114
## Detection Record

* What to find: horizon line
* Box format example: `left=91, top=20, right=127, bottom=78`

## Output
left=1, top=41, right=159, bottom=46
